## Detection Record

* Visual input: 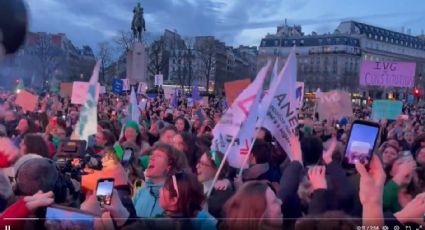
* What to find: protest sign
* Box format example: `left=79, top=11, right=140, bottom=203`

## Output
left=112, top=79, right=123, bottom=94
left=224, top=79, right=251, bottom=105
left=360, top=61, right=416, bottom=87
left=371, top=100, right=403, bottom=120
left=137, top=82, right=147, bottom=94
left=16, top=90, right=39, bottom=112
left=317, top=90, right=353, bottom=121
left=296, top=82, right=304, bottom=109
left=122, top=79, right=130, bottom=91
left=60, top=83, right=73, bottom=98
left=164, top=87, right=174, bottom=99
left=154, top=74, right=163, bottom=86
left=71, top=82, right=100, bottom=105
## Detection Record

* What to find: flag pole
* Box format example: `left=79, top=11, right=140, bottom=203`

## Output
left=206, top=136, right=237, bottom=198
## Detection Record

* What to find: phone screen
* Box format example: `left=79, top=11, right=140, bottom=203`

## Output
left=45, top=206, right=95, bottom=230
left=345, top=121, right=380, bottom=165
left=96, top=179, right=114, bottom=205
left=121, top=149, right=133, bottom=167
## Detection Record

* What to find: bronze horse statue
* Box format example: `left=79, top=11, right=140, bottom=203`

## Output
left=131, top=3, right=145, bottom=42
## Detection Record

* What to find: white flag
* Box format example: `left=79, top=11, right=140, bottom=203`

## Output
left=260, top=47, right=298, bottom=160
left=129, top=87, right=140, bottom=122
left=72, top=61, right=101, bottom=143
left=211, top=60, right=272, bottom=167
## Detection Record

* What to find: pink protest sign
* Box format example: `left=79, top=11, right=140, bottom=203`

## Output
left=359, top=61, right=416, bottom=87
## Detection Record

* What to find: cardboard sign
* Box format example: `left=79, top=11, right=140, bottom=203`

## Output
left=371, top=100, right=403, bottom=120
left=122, top=79, right=130, bottom=91
left=16, top=90, right=39, bottom=112
left=360, top=61, right=416, bottom=87
left=163, top=87, right=174, bottom=100
left=224, top=79, right=251, bottom=105
left=154, top=74, right=163, bottom=86
left=71, top=82, right=100, bottom=105
left=317, top=90, right=353, bottom=121
left=137, top=82, right=147, bottom=94
left=60, top=83, right=73, bottom=98
left=112, top=79, right=123, bottom=94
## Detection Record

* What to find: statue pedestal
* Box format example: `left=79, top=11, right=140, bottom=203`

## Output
left=126, top=42, right=147, bottom=84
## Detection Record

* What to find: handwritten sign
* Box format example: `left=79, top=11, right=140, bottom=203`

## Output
left=317, top=90, right=353, bottom=121
left=16, top=90, right=39, bottom=112
left=71, top=82, right=100, bottom=105
left=60, top=83, right=73, bottom=98
left=154, top=74, right=163, bottom=86
left=371, top=100, right=403, bottom=120
left=224, top=79, right=251, bottom=105
left=360, top=61, right=416, bottom=87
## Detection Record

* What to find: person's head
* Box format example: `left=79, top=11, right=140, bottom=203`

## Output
left=250, top=139, right=272, bottom=165
left=172, top=132, right=200, bottom=168
left=145, top=143, right=186, bottom=182
left=95, top=129, right=116, bottom=147
left=196, top=150, right=228, bottom=183
left=20, top=133, right=49, bottom=158
left=101, top=148, right=120, bottom=169
left=256, top=127, right=273, bottom=143
left=294, top=211, right=359, bottom=230
left=4, top=111, right=17, bottom=122
left=386, top=138, right=400, bottom=149
left=301, top=136, right=323, bottom=166
left=175, top=116, right=190, bottom=133
left=123, top=121, right=141, bottom=144
left=14, top=158, right=58, bottom=196
left=159, top=126, right=177, bottom=145
left=223, top=181, right=283, bottom=229
left=404, top=131, right=414, bottom=144
left=380, top=143, right=400, bottom=167
left=160, top=171, right=205, bottom=218
left=415, top=147, right=425, bottom=167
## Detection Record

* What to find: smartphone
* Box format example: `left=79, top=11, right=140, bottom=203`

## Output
left=344, top=120, right=380, bottom=167
left=121, top=149, right=133, bottom=167
left=45, top=204, right=96, bottom=230
left=96, top=178, right=114, bottom=205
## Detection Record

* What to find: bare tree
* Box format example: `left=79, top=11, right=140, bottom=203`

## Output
left=183, top=37, right=196, bottom=90
left=97, top=41, right=113, bottom=84
left=196, top=38, right=215, bottom=92
left=28, top=33, right=65, bottom=87
left=114, top=30, right=133, bottom=54
left=147, top=38, right=166, bottom=82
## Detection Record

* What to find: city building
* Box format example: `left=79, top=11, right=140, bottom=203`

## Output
left=258, top=20, right=425, bottom=100
left=3, top=32, right=96, bottom=89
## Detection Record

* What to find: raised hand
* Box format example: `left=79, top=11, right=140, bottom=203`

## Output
left=394, top=192, right=425, bottom=225
left=322, top=135, right=337, bottom=165
left=289, top=133, right=302, bottom=165
left=308, top=166, right=327, bottom=190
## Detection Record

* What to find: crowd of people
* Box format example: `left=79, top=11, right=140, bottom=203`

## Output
left=0, top=89, right=425, bottom=230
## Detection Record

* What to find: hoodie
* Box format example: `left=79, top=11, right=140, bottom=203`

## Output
left=133, top=179, right=164, bottom=217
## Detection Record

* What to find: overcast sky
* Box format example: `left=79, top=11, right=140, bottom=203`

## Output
left=26, top=0, right=425, bottom=52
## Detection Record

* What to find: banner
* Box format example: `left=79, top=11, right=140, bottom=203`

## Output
left=16, top=90, right=39, bottom=112
left=224, top=79, right=251, bottom=105
left=154, top=74, right=163, bottom=86
left=260, top=48, right=298, bottom=160
left=71, top=82, right=100, bottom=105
left=360, top=61, right=416, bottom=87
left=60, top=83, right=73, bottom=98
left=112, top=79, right=123, bottom=94
left=371, top=100, right=403, bottom=120
left=317, top=90, right=353, bottom=121
left=72, top=61, right=100, bottom=143
left=212, top=61, right=271, bottom=168
left=164, top=87, right=174, bottom=100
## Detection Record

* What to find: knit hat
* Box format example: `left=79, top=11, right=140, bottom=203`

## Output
left=124, top=121, right=141, bottom=134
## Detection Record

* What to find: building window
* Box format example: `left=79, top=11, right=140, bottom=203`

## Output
left=374, top=35, right=378, bottom=39
left=274, top=40, right=279, bottom=46
left=380, top=36, right=383, bottom=40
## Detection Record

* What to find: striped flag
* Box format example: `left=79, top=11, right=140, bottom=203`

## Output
left=72, top=61, right=101, bottom=143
